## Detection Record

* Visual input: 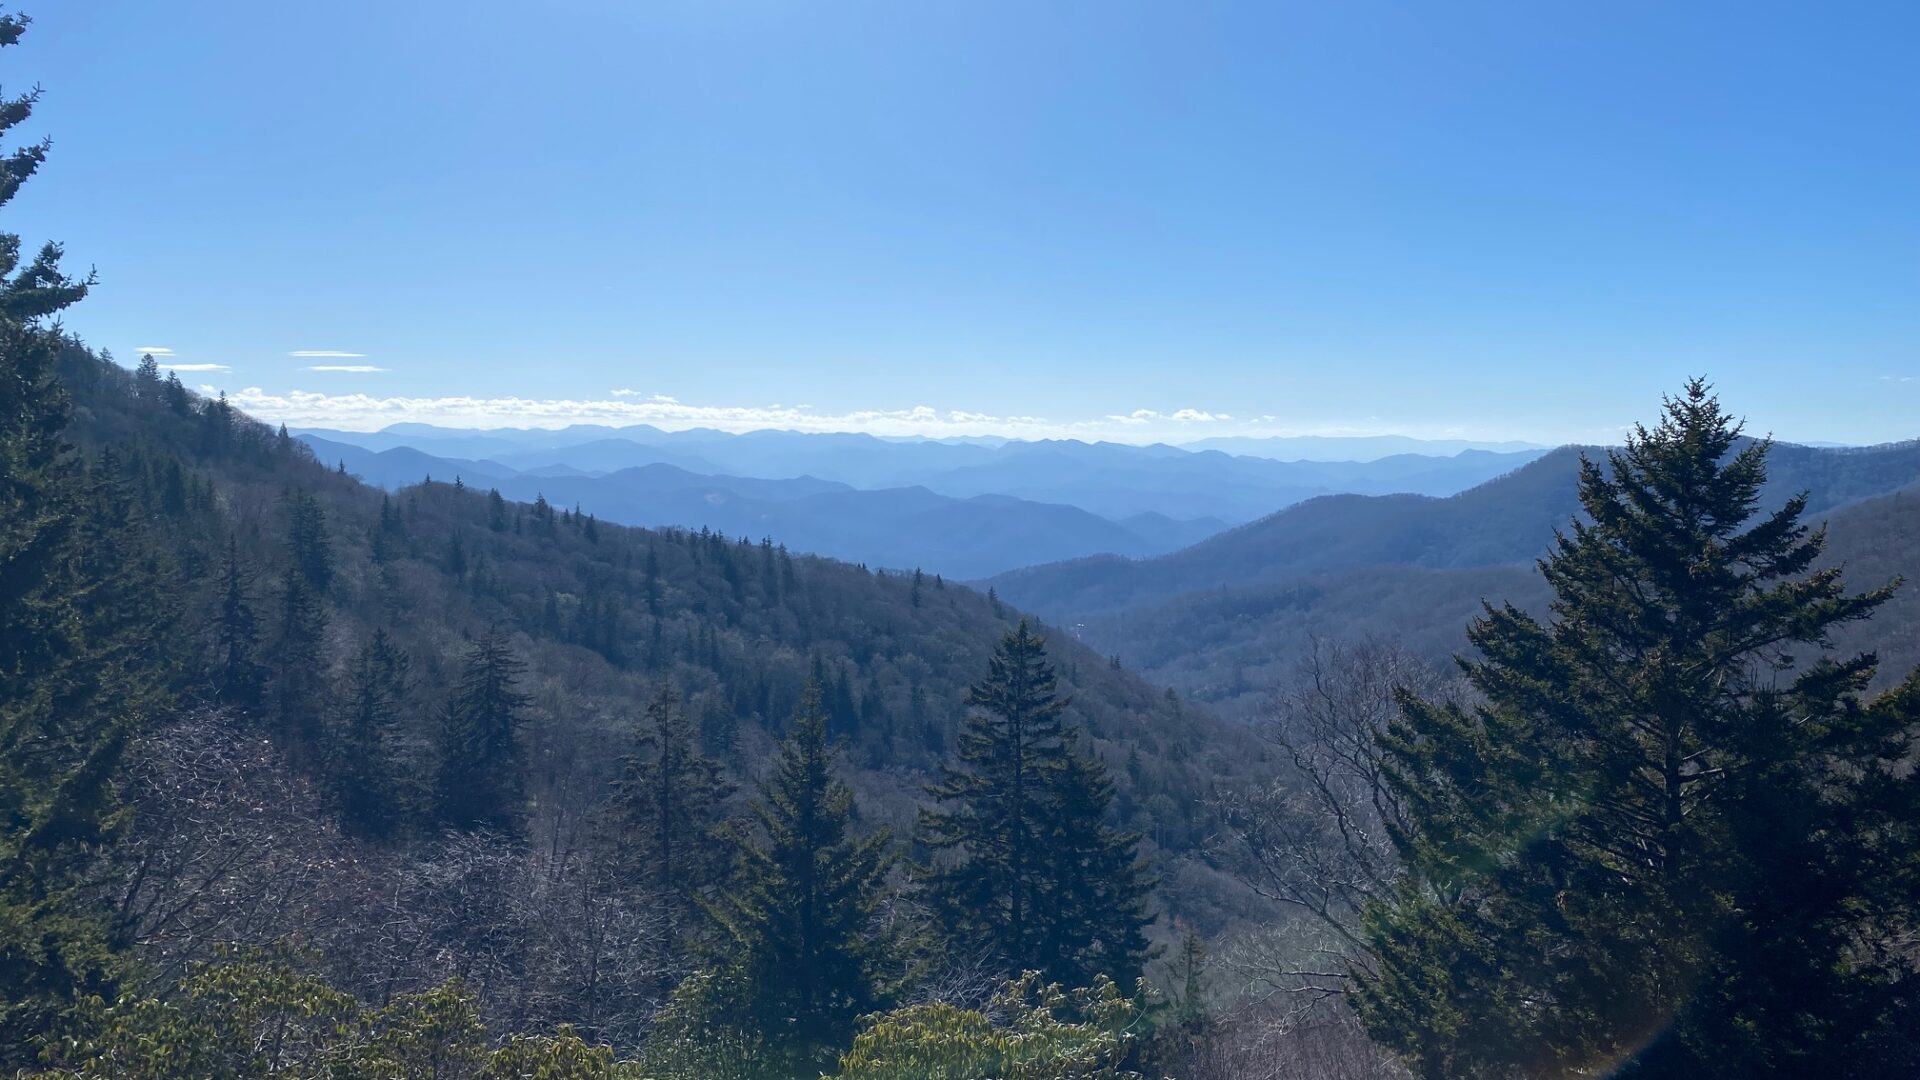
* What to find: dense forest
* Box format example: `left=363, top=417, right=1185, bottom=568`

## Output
left=6, top=10, right=1920, bottom=1079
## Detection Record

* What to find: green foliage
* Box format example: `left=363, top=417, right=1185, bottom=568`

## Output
left=834, top=971, right=1154, bottom=1080
left=695, top=678, right=899, bottom=1072
left=330, top=628, right=413, bottom=839
left=608, top=681, right=734, bottom=953
left=919, top=621, right=1156, bottom=989
left=0, top=12, right=171, bottom=1066
left=436, top=626, right=531, bottom=831
left=639, top=972, right=778, bottom=1080
left=35, top=946, right=357, bottom=1080
left=270, top=567, right=330, bottom=760
left=213, top=535, right=266, bottom=708
left=479, top=1026, right=648, bottom=1079
left=283, top=488, right=333, bottom=593
left=1356, top=381, right=1920, bottom=1077
left=31, top=950, right=667, bottom=1080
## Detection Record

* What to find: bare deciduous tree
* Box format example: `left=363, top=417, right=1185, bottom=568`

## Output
left=1204, top=637, right=1454, bottom=1071
left=106, top=708, right=672, bottom=1052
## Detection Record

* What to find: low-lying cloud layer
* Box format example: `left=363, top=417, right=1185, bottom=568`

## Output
left=223, top=387, right=1283, bottom=441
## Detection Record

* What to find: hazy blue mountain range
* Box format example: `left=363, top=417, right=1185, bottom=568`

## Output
left=300, top=435, right=1213, bottom=579
left=1181, top=434, right=1547, bottom=460
left=988, top=439, right=1920, bottom=717
left=297, top=425, right=1549, bottom=577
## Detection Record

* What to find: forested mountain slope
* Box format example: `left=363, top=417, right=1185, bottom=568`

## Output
left=1077, top=478, right=1920, bottom=718
left=63, top=346, right=1257, bottom=855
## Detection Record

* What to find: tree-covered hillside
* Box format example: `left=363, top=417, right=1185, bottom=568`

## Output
left=1067, top=472, right=1920, bottom=719
left=11, top=336, right=1276, bottom=1076
left=61, top=340, right=1260, bottom=864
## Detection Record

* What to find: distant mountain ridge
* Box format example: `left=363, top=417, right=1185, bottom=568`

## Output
left=986, top=438, right=1920, bottom=717
left=300, top=434, right=1196, bottom=579
left=298, top=424, right=1552, bottom=577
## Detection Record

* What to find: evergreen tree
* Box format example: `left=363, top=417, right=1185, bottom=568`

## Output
left=270, top=570, right=329, bottom=759
left=609, top=681, right=734, bottom=949
left=435, top=627, right=529, bottom=831
left=918, top=620, right=1156, bottom=988
left=212, top=535, right=265, bottom=709
left=372, top=492, right=406, bottom=563
left=0, top=12, right=161, bottom=1062
left=1040, top=730, right=1157, bottom=989
left=133, top=351, right=160, bottom=396
left=200, top=390, right=235, bottom=456
left=282, top=487, right=332, bottom=592
left=444, top=528, right=467, bottom=577
left=1356, top=381, right=1920, bottom=1078
left=700, top=678, right=897, bottom=1069
left=487, top=488, right=508, bottom=532
left=158, top=457, right=187, bottom=515
left=331, top=629, right=412, bottom=840
left=160, top=370, right=190, bottom=415
left=643, top=544, right=662, bottom=616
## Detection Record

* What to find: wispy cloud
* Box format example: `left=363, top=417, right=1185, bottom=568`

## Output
left=289, top=350, right=367, bottom=358
left=1881, top=375, right=1918, bottom=384
left=135, top=345, right=175, bottom=356
left=306, top=364, right=386, bottom=373
left=1103, top=408, right=1234, bottom=425
left=162, top=362, right=231, bottom=372
left=609, top=387, right=640, bottom=398
left=210, top=388, right=1527, bottom=442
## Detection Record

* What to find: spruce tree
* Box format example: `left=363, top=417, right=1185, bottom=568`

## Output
left=270, top=570, right=330, bottom=759
left=702, top=678, right=897, bottom=1069
left=331, top=629, right=412, bottom=840
left=1356, top=381, right=1920, bottom=1078
left=283, top=488, right=332, bottom=592
left=918, top=620, right=1155, bottom=988
left=1040, top=729, right=1157, bottom=989
left=212, top=535, right=265, bottom=708
left=0, top=10, right=162, bottom=1062
left=919, top=621, right=1067, bottom=976
left=133, top=351, right=160, bottom=396
left=609, top=681, right=733, bottom=950
left=160, top=370, right=189, bottom=414
left=435, top=627, right=530, bottom=831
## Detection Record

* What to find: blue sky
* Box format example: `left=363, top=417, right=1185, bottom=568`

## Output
left=11, top=1, right=1918, bottom=442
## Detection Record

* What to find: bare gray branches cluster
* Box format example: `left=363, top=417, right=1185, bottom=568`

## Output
left=107, top=709, right=673, bottom=1050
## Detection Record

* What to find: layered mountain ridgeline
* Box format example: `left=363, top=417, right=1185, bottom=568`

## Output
left=994, top=442, right=1920, bottom=716
left=294, top=425, right=1546, bottom=579
left=297, top=435, right=1206, bottom=580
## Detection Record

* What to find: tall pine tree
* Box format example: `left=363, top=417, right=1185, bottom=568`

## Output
left=608, top=681, right=733, bottom=951
left=0, top=10, right=166, bottom=1064
left=331, top=629, right=412, bottom=840
left=1040, top=729, right=1156, bottom=990
left=1357, top=381, right=1920, bottom=1078
left=269, top=568, right=329, bottom=761
left=918, top=620, right=1156, bottom=989
left=212, top=534, right=264, bottom=708
left=435, top=627, right=529, bottom=831
left=698, top=678, right=897, bottom=1070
